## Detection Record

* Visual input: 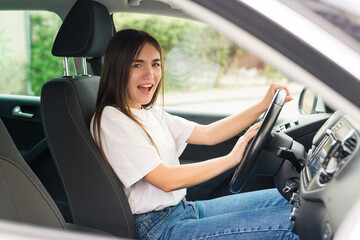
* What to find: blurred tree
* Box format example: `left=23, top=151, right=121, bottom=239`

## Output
left=29, top=12, right=62, bottom=95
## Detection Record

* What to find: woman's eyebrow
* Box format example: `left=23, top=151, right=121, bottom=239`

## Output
left=133, top=58, right=161, bottom=63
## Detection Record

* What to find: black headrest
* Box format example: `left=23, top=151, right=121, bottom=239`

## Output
left=52, top=0, right=113, bottom=57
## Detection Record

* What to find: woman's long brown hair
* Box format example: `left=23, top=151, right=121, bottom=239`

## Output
left=92, top=29, right=164, bottom=162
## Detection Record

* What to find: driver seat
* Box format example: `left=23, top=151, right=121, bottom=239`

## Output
left=41, top=0, right=135, bottom=238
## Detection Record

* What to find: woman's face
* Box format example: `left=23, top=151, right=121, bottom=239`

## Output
left=127, top=43, right=162, bottom=109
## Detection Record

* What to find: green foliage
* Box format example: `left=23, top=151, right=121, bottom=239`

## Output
left=29, top=12, right=62, bottom=95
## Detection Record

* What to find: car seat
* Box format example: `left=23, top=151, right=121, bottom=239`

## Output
left=0, top=118, right=66, bottom=229
left=41, top=0, right=135, bottom=238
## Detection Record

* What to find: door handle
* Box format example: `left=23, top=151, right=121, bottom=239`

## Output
left=11, top=106, right=34, bottom=118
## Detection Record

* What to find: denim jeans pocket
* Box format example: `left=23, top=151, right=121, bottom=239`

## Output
left=135, top=207, right=172, bottom=240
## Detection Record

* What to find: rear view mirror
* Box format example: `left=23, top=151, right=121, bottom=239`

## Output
left=298, top=88, right=326, bottom=115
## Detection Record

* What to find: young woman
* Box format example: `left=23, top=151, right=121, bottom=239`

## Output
left=91, top=29, right=299, bottom=240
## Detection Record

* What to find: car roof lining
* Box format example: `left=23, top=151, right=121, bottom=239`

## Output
left=0, top=0, right=191, bottom=20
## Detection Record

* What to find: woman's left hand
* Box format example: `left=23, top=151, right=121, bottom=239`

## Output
left=259, top=82, right=293, bottom=111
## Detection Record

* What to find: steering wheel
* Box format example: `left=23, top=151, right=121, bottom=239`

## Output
left=230, top=88, right=288, bottom=193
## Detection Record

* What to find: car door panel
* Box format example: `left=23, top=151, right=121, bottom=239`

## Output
left=0, top=96, right=43, bottom=158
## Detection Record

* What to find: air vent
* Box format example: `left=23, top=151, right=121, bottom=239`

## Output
left=342, top=137, right=357, bottom=157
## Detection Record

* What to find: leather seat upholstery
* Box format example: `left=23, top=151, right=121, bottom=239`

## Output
left=0, top=119, right=66, bottom=229
left=41, top=0, right=135, bottom=238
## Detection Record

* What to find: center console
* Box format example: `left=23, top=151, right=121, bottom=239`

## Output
left=304, top=115, right=357, bottom=190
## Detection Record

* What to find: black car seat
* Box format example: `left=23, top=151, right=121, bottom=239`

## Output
left=0, top=118, right=66, bottom=229
left=0, top=117, right=118, bottom=236
left=41, top=0, right=135, bottom=238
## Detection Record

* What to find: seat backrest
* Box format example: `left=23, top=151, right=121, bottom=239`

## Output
left=41, top=0, right=135, bottom=238
left=0, top=119, right=66, bottom=229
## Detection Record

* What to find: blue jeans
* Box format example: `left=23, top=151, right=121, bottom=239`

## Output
left=134, top=189, right=299, bottom=240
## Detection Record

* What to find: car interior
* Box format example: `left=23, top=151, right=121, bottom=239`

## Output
left=0, top=0, right=359, bottom=240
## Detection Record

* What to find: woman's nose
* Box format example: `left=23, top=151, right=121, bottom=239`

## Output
left=143, top=65, right=154, bottom=78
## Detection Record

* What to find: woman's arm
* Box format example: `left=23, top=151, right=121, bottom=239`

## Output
left=145, top=122, right=260, bottom=192
left=187, top=83, right=293, bottom=146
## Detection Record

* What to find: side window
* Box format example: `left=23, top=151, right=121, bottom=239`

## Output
left=114, top=13, right=304, bottom=117
left=0, top=11, right=62, bottom=96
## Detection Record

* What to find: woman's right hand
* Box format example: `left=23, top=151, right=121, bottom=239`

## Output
left=229, top=122, right=261, bottom=165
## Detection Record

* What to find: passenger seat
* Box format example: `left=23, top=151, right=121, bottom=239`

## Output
left=0, top=118, right=113, bottom=236
left=0, top=118, right=66, bottom=229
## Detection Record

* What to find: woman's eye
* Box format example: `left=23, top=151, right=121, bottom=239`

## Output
left=153, top=63, right=161, bottom=67
left=133, top=64, right=141, bottom=68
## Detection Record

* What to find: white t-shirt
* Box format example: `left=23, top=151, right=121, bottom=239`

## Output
left=90, top=106, right=196, bottom=214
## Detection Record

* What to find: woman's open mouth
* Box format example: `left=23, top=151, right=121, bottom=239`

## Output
left=137, top=84, right=154, bottom=94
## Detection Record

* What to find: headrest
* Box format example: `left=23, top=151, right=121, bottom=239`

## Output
left=52, top=0, right=113, bottom=57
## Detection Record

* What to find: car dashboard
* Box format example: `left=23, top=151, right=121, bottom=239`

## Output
left=292, top=112, right=360, bottom=239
